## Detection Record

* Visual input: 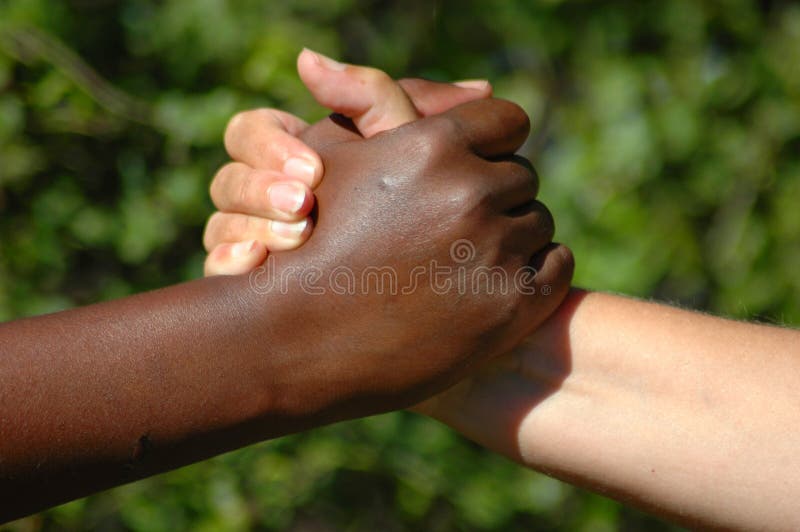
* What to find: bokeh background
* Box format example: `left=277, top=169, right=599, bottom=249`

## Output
left=1, top=0, right=798, bottom=530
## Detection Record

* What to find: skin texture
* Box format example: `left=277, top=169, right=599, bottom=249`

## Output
left=0, top=98, right=573, bottom=522
left=214, top=56, right=800, bottom=528
left=424, top=290, right=800, bottom=530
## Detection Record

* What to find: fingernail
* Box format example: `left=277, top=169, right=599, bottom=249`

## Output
left=453, top=79, right=490, bottom=90
left=305, top=47, right=347, bottom=71
left=268, top=182, right=306, bottom=215
left=283, top=156, right=318, bottom=185
left=230, top=240, right=258, bottom=258
left=271, top=218, right=308, bottom=239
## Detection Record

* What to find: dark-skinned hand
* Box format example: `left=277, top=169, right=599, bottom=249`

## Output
left=257, top=97, right=574, bottom=421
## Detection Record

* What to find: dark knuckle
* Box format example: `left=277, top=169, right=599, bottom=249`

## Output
left=446, top=181, right=488, bottom=218
left=423, top=115, right=461, bottom=148
left=555, top=245, right=576, bottom=282
left=497, top=99, right=531, bottom=135
left=492, top=292, right=520, bottom=328
left=534, top=201, right=556, bottom=239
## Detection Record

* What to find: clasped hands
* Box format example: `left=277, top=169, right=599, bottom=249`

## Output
left=203, top=49, right=574, bottom=419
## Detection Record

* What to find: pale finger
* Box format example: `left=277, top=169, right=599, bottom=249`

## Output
left=399, top=78, right=492, bottom=116
left=297, top=48, right=419, bottom=137
left=210, top=162, right=314, bottom=221
left=223, top=108, right=323, bottom=185
left=204, top=241, right=269, bottom=277
left=203, top=211, right=313, bottom=252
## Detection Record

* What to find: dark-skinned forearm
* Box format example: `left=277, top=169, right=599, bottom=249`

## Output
left=0, top=98, right=575, bottom=522
left=0, top=273, right=323, bottom=521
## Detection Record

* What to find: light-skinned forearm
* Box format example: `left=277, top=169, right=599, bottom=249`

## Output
left=427, top=289, right=800, bottom=530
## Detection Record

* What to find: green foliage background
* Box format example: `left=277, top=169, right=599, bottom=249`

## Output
left=1, top=0, right=798, bottom=529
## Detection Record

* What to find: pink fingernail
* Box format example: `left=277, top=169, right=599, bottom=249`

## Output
left=268, top=182, right=306, bottom=215
left=453, top=79, right=490, bottom=90
left=271, top=219, right=308, bottom=239
left=306, top=47, right=347, bottom=71
left=283, top=157, right=318, bottom=185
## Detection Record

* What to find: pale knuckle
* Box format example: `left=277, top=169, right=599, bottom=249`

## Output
left=209, top=213, right=251, bottom=244
left=360, top=66, right=395, bottom=89
left=226, top=110, right=248, bottom=131
left=227, top=108, right=274, bottom=133
left=225, top=109, right=285, bottom=156
left=203, top=212, right=225, bottom=249
left=209, top=163, right=237, bottom=203
left=224, top=111, right=251, bottom=144
left=228, top=214, right=252, bottom=240
left=237, top=168, right=260, bottom=209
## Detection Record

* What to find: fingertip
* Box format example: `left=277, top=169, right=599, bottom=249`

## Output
left=453, top=79, right=493, bottom=95
left=297, top=48, right=348, bottom=112
left=302, top=47, right=347, bottom=71
left=297, top=48, right=345, bottom=90
left=204, top=240, right=269, bottom=277
left=298, top=50, right=418, bottom=136
left=297, top=47, right=319, bottom=80
left=282, top=153, right=323, bottom=188
left=267, top=180, right=315, bottom=218
left=297, top=216, right=315, bottom=245
left=299, top=185, right=316, bottom=215
left=268, top=217, right=314, bottom=250
left=298, top=47, right=358, bottom=113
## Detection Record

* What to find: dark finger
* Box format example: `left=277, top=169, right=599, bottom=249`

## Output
left=439, top=98, right=531, bottom=158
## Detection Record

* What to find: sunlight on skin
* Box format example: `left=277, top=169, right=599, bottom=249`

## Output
left=204, top=49, right=491, bottom=276
left=208, top=53, right=800, bottom=529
